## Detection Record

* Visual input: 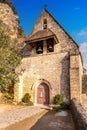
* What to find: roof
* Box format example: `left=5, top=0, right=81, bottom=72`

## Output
left=25, top=8, right=79, bottom=48
left=25, top=29, right=58, bottom=43
left=43, top=9, right=79, bottom=48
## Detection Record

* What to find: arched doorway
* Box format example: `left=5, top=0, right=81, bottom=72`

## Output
left=37, top=83, right=49, bottom=104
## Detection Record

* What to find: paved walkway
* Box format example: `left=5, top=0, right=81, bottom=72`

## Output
left=0, top=105, right=76, bottom=130
left=0, top=105, right=45, bottom=129
left=30, top=110, right=76, bottom=130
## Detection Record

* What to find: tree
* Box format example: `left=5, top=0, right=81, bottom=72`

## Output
left=0, top=21, right=21, bottom=92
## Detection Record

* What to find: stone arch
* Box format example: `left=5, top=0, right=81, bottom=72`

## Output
left=32, top=79, right=52, bottom=90
left=32, top=79, right=52, bottom=105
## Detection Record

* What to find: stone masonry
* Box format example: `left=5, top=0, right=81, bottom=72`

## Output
left=82, top=75, right=87, bottom=93
left=15, top=52, right=70, bottom=104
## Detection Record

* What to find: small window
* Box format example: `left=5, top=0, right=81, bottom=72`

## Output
left=43, top=19, right=47, bottom=29
left=47, top=38, right=54, bottom=52
left=36, top=41, right=43, bottom=54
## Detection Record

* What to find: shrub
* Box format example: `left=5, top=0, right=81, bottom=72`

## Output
left=5, top=93, right=14, bottom=99
left=54, top=94, right=63, bottom=105
left=22, top=93, right=33, bottom=106
left=60, top=102, right=70, bottom=110
left=22, top=93, right=31, bottom=103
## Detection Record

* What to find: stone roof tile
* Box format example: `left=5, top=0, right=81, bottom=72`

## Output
left=25, top=29, right=58, bottom=43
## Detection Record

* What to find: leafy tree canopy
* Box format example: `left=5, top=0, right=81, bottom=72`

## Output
left=0, top=21, right=21, bottom=92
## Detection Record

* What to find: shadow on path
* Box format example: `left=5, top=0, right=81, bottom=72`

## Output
left=5, top=109, right=76, bottom=130
left=30, top=110, right=76, bottom=130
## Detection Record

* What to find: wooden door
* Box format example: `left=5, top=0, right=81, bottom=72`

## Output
left=37, top=83, right=49, bottom=104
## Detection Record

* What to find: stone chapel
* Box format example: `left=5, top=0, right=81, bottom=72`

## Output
left=14, top=8, right=83, bottom=105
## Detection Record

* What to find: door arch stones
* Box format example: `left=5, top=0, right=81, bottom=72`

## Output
left=32, top=79, right=51, bottom=105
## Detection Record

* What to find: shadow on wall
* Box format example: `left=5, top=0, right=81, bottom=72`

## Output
left=60, top=53, right=70, bottom=103
left=21, top=44, right=31, bottom=57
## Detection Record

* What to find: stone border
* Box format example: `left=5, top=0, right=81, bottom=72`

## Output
left=71, top=99, right=87, bottom=130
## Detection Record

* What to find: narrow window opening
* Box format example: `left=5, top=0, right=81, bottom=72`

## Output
left=36, top=41, right=43, bottom=54
left=47, top=38, right=54, bottom=52
left=43, top=19, right=47, bottom=29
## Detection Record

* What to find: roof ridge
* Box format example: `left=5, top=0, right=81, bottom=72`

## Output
left=43, top=8, right=79, bottom=48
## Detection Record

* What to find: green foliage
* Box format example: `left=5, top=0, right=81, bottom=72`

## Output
left=54, top=94, right=63, bottom=105
left=4, top=92, right=14, bottom=99
left=22, top=93, right=33, bottom=106
left=0, top=21, right=21, bottom=92
left=0, top=11, right=4, bottom=14
left=22, top=93, right=31, bottom=103
left=0, top=0, right=17, bottom=14
left=60, top=102, right=70, bottom=110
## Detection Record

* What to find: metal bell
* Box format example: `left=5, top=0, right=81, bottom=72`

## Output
left=37, top=46, right=43, bottom=53
left=48, top=45, right=53, bottom=52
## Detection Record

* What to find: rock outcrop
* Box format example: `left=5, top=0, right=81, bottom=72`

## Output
left=0, top=3, right=18, bottom=39
left=0, top=3, right=25, bottom=48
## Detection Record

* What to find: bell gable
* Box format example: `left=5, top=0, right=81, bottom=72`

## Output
left=27, top=8, right=79, bottom=54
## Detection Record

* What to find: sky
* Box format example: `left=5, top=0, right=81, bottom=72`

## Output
left=11, top=0, right=87, bottom=69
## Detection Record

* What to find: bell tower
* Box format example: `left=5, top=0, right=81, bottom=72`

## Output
left=25, top=12, right=59, bottom=56
left=25, top=28, right=58, bottom=56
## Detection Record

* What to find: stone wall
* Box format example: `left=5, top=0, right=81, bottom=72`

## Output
left=71, top=99, right=87, bottom=130
left=70, top=54, right=83, bottom=103
left=82, top=75, right=87, bottom=93
left=81, top=94, right=87, bottom=109
left=14, top=52, right=70, bottom=104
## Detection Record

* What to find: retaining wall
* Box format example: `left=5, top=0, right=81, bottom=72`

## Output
left=71, top=99, right=87, bottom=130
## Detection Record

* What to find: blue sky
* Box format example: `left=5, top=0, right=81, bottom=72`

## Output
left=11, top=0, right=87, bottom=68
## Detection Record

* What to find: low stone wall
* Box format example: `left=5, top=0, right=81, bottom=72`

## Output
left=71, top=99, right=87, bottom=130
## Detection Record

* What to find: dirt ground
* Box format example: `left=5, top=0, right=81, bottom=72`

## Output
left=5, top=110, right=76, bottom=130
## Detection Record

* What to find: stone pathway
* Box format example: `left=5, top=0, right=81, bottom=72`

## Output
left=0, top=106, right=45, bottom=129
left=0, top=104, right=25, bottom=113
left=30, top=110, right=76, bottom=130
left=0, top=105, right=76, bottom=130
